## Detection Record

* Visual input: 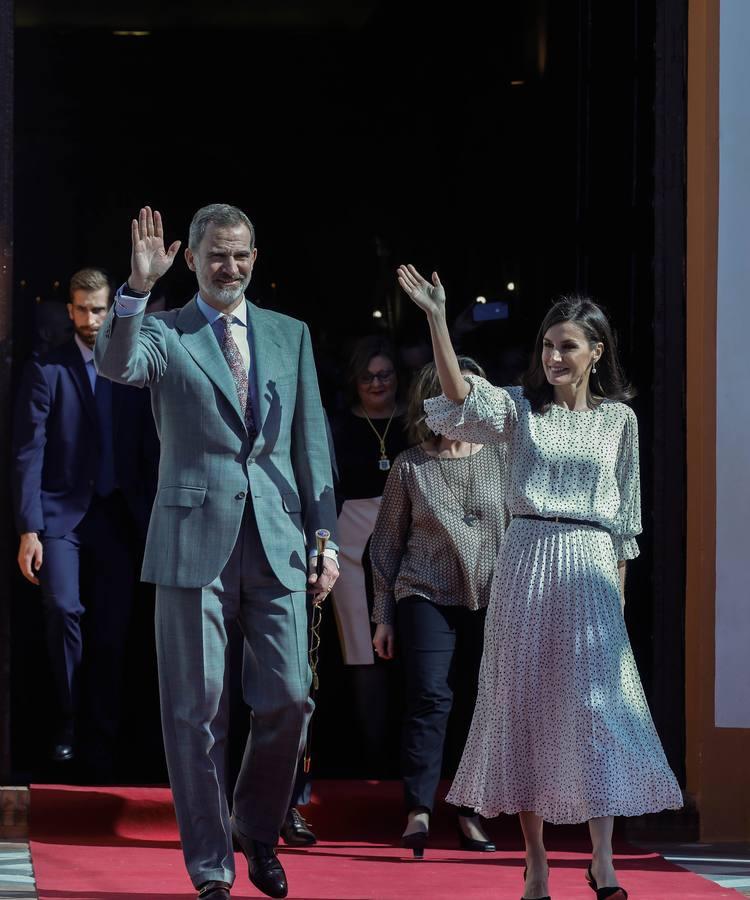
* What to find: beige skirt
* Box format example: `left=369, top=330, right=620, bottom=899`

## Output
left=331, top=497, right=381, bottom=665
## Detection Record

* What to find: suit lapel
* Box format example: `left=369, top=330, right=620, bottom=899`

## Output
left=176, top=297, right=245, bottom=426
left=66, top=341, right=97, bottom=425
left=247, top=301, right=284, bottom=446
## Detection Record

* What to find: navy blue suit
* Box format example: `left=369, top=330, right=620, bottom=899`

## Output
left=11, top=337, right=158, bottom=765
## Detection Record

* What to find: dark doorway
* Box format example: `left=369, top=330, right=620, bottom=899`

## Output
left=9, top=0, right=686, bottom=784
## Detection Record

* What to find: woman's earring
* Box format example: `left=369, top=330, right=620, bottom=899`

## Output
left=592, top=361, right=598, bottom=374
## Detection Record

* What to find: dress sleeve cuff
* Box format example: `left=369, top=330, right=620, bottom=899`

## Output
left=612, top=535, right=640, bottom=561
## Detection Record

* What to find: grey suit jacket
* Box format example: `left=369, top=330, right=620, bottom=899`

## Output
left=94, top=295, right=337, bottom=590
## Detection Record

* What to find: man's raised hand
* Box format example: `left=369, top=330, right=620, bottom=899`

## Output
left=129, top=206, right=181, bottom=293
left=397, top=264, right=446, bottom=318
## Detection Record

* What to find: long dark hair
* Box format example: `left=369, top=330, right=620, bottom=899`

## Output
left=407, top=356, right=486, bottom=445
left=520, top=295, right=635, bottom=413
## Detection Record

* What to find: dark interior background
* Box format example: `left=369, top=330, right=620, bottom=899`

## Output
left=10, top=0, right=685, bottom=787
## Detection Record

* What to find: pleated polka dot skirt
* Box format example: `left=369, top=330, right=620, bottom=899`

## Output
left=446, top=517, right=683, bottom=824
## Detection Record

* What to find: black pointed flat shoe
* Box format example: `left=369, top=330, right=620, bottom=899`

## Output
left=586, top=864, right=628, bottom=899
left=456, top=815, right=496, bottom=852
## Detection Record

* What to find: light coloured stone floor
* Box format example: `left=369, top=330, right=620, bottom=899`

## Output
left=643, top=842, right=750, bottom=898
left=0, top=843, right=36, bottom=899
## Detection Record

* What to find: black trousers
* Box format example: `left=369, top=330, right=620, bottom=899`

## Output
left=397, top=596, right=486, bottom=813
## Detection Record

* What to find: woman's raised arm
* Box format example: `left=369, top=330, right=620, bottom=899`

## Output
left=397, top=264, right=468, bottom=402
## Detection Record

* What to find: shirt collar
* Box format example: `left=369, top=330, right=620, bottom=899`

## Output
left=197, top=294, right=248, bottom=328
left=74, top=333, right=95, bottom=363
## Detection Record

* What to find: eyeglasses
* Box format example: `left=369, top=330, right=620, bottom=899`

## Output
left=359, top=369, right=395, bottom=385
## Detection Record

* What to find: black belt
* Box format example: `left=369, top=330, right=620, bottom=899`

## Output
left=514, top=514, right=607, bottom=532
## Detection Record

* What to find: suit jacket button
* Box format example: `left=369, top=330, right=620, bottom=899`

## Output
left=236, top=491, right=246, bottom=500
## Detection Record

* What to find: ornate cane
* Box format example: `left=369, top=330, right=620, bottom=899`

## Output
left=304, top=528, right=330, bottom=773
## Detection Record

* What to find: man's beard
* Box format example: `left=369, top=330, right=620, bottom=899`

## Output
left=204, top=277, right=250, bottom=308
left=76, top=328, right=98, bottom=348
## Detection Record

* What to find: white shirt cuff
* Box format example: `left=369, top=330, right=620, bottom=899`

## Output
left=309, top=548, right=339, bottom=561
left=115, top=283, right=150, bottom=317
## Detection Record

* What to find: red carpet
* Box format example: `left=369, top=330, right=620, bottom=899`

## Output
left=30, top=781, right=738, bottom=898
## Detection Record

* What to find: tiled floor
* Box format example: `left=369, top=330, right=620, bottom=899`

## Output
left=643, top=842, right=750, bottom=898
left=3, top=838, right=749, bottom=898
left=0, top=843, right=36, bottom=899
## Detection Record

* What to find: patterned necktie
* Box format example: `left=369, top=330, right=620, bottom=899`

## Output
left=218, top=314, right=257, bottom=440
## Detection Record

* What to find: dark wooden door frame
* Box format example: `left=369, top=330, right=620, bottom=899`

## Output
left=0, top=0, right=15, bottom=783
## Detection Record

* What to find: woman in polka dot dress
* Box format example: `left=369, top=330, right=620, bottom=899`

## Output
left=397, top=264, right=682, bottom=900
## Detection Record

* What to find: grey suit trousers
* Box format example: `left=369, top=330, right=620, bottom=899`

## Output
left=155, top=501, right=312, bottom=888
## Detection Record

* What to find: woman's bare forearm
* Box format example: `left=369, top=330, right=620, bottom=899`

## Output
left=427, top=310, right=470, bottom=402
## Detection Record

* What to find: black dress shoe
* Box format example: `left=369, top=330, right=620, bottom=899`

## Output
left=51, top=742, right=74, bottom=763
left=233, top=831, right=287, bottom=899
left=197, top=881, right=231, bottom=899
left=457, top=815, right=496, bottom=852
left=280, top=807, right=317, bottom=846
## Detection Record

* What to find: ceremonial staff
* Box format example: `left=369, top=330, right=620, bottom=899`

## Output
left=303, top=528, right=330, bottom=773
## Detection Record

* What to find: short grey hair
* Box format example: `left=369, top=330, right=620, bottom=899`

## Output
left=188, top=203, right=256, bottom=251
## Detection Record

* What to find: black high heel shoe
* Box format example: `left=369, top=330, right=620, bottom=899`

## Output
left=586, top=864, right=628, bottom=899
left=521, top=865, right=551, bottom=900
left=456, top=814, right=496, bottom=851
left=401, top=829, right=427, bottom=859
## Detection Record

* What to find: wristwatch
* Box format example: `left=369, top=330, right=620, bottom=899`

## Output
left=124, top=283, right=150, bottom=298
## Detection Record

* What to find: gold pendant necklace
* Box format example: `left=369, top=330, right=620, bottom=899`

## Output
left=361, top=405, right=397, bottom=471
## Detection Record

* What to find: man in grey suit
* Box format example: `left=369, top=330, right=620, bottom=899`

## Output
left=95, top=205, right=339, bottom=900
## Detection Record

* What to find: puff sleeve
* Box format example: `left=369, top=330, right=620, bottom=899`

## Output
left=611, top=407, right=642, bottom=561
left=423, top=374, right=517, bottom=444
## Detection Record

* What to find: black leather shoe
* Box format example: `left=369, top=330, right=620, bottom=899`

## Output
left=51, top=742, right=74, bottom=763
left=280, top=807, right=317, bottom=846
left=457, top=815, right=496, bottom=852
left=197, top=882, right=231, bottom=899
left=233, top=831, right=288, bottom=899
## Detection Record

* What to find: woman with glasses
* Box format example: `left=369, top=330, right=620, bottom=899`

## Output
left=397, top=264, right=682, bottom=900
left=370, top=358, right=509, bottom=858
left=328, top=336, right=410, bottom=769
